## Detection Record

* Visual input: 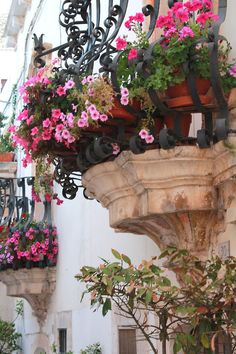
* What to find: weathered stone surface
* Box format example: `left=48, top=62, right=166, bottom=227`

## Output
left=0, top=267, right=56, bottom=326
left=83, top=140, right=236, bottom=256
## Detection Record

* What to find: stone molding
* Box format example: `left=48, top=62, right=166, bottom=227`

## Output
left=83, top=140, right=236, bottom=256
left=4, top=0, right=32, bottom=48
left=0, top=162, right=17, bottom=178
left=0, top=267, right=56, bottom=326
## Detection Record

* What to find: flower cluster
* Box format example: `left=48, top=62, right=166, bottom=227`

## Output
left=0, top=222, right=58, bottom=269
left=115, top=12, right=148, bottom=61
left=139, top=129, right=155, bottom=144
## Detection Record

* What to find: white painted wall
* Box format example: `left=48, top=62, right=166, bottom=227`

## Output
left=0, top=1, right=159, bottom=354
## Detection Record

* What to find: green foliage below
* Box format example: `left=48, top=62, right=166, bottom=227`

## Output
left=80, top=343, right=102, bottom=354
left=77, top=247, right=236, bottom=354
left=0, top=320, right=21, bottom=354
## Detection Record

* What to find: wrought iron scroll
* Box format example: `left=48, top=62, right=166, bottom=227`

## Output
left=32, top=0, right=230, bottom=199
left=0, top=177, right=53, bottom=230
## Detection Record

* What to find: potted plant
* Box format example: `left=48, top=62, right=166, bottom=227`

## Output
left=0, top=220, right=58, bottom=270
left=9, top=62, right=134, bottom=196
left=0, top=112, right=15, bottom=162
left=115, top=1, right=236, bottom=136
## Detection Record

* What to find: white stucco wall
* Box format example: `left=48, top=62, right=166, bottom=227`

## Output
left=0, top=1, right=160, bottom=354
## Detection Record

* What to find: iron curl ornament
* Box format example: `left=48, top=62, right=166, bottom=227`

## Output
left=32, top=0, right=232, bottom=200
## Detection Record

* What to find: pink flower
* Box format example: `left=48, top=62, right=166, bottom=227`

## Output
left=179, top=26, right=195, bottom=41
left=81, top=111, right=88, bottom=120
left=42, top=130, right=51, bottom=140
left=43, top=77, right=52, bottom=85
left=88, top=88, right=95, bottom=96
left=87, top=75, right=94, bottom=83
left=52, top=109, right=61, bottom=119
left=100, top=114, right=108, bottom=122
left=62, top=129, right=70, bottom=139
left=87, top=104, right=97, bottom=113
left=175, top=8, right=189, bottom=22
left=43, top=118, right=51, bottom=128
left=31, top=127, right=39, bottom=136
left=45, top=193, right=52, bottom=202
left=164, top=26, right=177, bottom=38
left=125, top=20, right=131, bottom=29
left=66, top=113, right=74, bottom=127
left=184, top=0, right=203, bottom=11
left=202, top=0, right=212, bottom=9
left=55, top=124, right=64, bottom=132
left=116, top=37, right=128, bottom=51
left=112, top=143, right=120, bottom=155
left=91, top=111, right=100, bottom=121
left=156, top=15, right=174, bottom=29
left=68, top=135, right=75, bottom=144
left=64, top=80, right=75, bottom=90
left=196, top=12, right=219, bottom=25
left=229, top=64, right=236, bottom=77
left=17, top=109, right=28, bottom=121
left=139, top=129, right=149, bottom=139
left=172, top=2, right=183, bottom=11
left=134, top=13, right=145, bottom=23
left=56, top=86, right=66, bottom=96
left=81, top=77, right=87, bottom=85
left=121, top=87, right=129, bottom=97
left=8, top=125, right=16, bottom=133
left=77, top=119, right=88, bottom=128
left=72, top=103, right=78, bottom=112
left=145, top=135, right=154, bottom=144
left=52, top=57, right=60, bottom=65
left=128, top=48, right=138, bottom=60
left=26, top=116, right=34, bottom=125
left=120, top=97, right=129, bottom=106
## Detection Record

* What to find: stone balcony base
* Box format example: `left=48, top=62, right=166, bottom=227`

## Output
left=0, top=267, right=56, bottom=326
left=83, top=140, right=236, bottom=257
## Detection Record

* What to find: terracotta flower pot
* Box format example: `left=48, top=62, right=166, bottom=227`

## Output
left=166, top=79, right=211, bottom=108
left=108, top=98, right=140, bottom=125
left=164, top=114, right=192, bottom=137
left=0, top=152, right=15, bottom=162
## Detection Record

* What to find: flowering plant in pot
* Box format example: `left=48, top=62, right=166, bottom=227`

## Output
left=10, top=62, right=130, bottom=197
left=144, top=0, right=236, bottom=105
left=0, top=221, right=58, bottom=270
left=115, top=1, right=236, bottom=137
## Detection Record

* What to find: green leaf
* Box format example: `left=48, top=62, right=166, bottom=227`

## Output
left=122, top=254, right=131, bottom=265
left=200, top=333, right=210, bottom=349
left=173, top=339, right=182, bottom=354
left=102, top=298, right=111, bottom=316
left=111, top=249, right=121, bottom=260
left=145, top=290, right=153, bottom=304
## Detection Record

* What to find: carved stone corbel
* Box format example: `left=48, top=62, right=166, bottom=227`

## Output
left=0, top=267, right=56, bottom=326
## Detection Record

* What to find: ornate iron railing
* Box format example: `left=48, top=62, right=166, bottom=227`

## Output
left=0, top=177, right=52, bottom=228
left=33, top=0, right=231, bottom=199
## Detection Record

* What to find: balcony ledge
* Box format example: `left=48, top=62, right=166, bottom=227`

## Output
left=83, top=139, right=236, bottom=257
left=0, top=267, right=56, bottom=326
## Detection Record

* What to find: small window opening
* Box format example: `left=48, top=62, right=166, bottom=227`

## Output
left=58, top=328, right=67, bottom=354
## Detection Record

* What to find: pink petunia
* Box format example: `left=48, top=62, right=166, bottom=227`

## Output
left=100, top=114, right=108, bottom=122
left=52, top=109, right=61, bottom=119
left=145, top=135, right=155, bottom=144
left=121, top=87, right=129, bottom=97
left=90, top=111, right=100, bottom=121
left=31, top=127, right=39, bottom=136
left=120, top=97, right=129, bottom=106
left=139, top=129, right=149, bottom=139
left=81, top=77, right=87, bottom=85
left=229, top=64, right=236, bottom=77
left=128, top=48, right=138, bottom=60
left=42, top=130, right=52, bottom=140
left=43, top=118, right=51, bottom=128
left=62, top=129, right=70, bottom=139
left=56, top=86, right=66, bottom=96
left=125, top=20, right=131, bottom=29
left=64, top=80, right=75, bottom=90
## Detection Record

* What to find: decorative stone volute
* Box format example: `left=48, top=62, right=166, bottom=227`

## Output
left=83, top=140, right=236, bottom=257
left=0, top=267, right=56, bottom=326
